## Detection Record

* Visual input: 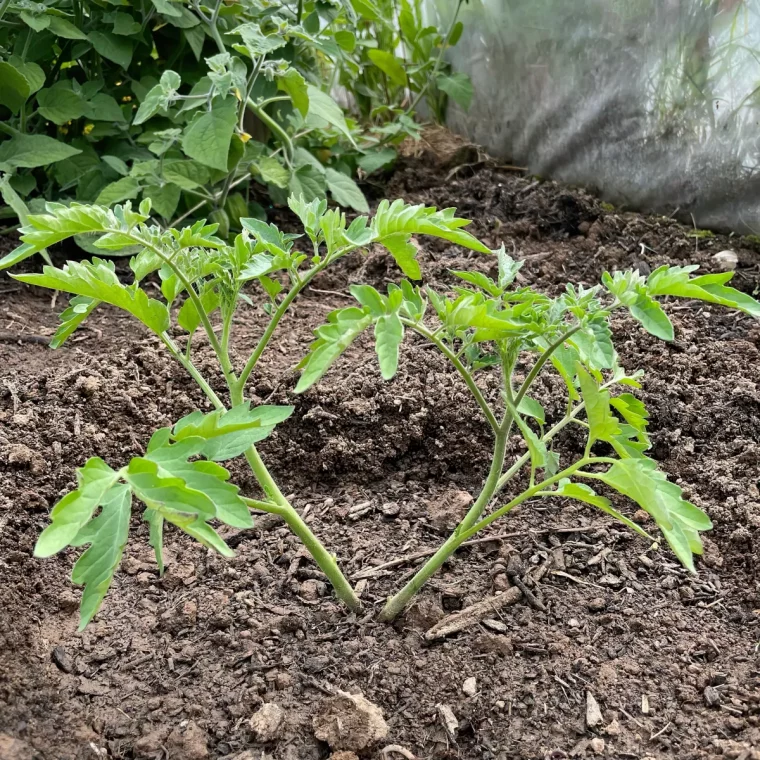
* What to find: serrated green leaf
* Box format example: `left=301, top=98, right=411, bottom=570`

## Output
left=598, top=457, right=712, bottom=572
left=34, top=458, right=121, bottom=557
left=646, top=265, right=760, bottom=318
left=374, top=312, right=404, bottom=380
left=177, top=286, right=221, bottom=333
left=182, top=99, right=238, bottom=171
left=296, top=307, right=373, bottom=392
left=172, top=403, right=294, bottom=461
left=51, top=295, right=100, bottom=348
left=161, top=159, right=211, bottom=189
left=70, top=484, right=131, bottom=630
left=380, top=232, right=420, bottom=280
left=451, top=269, right=501, bottom=297
left=13, top=259, right=170, bottom=335
left=554, top=480, right=653, bottom=540
left=572, top=318, right=616, bottom=370
left=0, top=134, right=81, bottom=169
left=577, top=364, right=621, bottom=445
left=628, top=292, right=674, bottom=341
left=325, top=168, right=368, bottom=213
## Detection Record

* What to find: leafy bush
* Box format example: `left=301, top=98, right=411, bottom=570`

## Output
left=0, top=0, right=470, bottom=261
left=9, top=198, right=758, bottom=627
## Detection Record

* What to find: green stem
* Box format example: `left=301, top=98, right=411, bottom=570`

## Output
left=0, top=0, right=13, bottom=22
left=513, top=326, right=581, bottom=408
left=246, top=97, right=294, bottom=166
left=378, top=455, right=599, bottom=621
left=404, top=320, right=498, bottom=432
left=378, top=428, right=507, bottom=621
left=241, top=440, right=361, bottom=612
left=125, top=230, right=235, bottom=385
left=234, top=263, right=322, bottom=395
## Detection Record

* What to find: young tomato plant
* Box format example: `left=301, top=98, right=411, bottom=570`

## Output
left=7, top=195, right=490, bottom=629
left=297, top=247, right=760, bottom=621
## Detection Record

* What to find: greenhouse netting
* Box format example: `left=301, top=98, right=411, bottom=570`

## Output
left=428, top=0, right=760, bottom=233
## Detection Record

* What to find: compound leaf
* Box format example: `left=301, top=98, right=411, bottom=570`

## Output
left=13, top=259, right=170, bottom=335
left=577, top=364, right=621, bottom=445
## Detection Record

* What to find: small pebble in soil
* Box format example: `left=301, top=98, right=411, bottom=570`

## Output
left=380, top=501, right=400, bottom=517
left=250, top=703, right=285, bottom=742
left=462, top=677, right=477, bottom=697
left=589, top=737, right=605, bottom=754
left=587, top=597, right=607, bottom=612
left=586, top=692, right=604, bottom=728
left=313, top=691, right=388, bottom=751
left=712, top=249, right=738, bottom=271
left=704, top=685, right=722, bottom=707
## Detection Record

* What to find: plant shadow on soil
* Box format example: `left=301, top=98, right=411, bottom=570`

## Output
left=1, top=148, right=760, bottom=760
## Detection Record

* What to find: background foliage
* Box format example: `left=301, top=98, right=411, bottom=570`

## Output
left=0, top=0, right=471, bottom=252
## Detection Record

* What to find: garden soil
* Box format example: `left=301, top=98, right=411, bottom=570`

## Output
left=2, top=144, right=760, bottom=760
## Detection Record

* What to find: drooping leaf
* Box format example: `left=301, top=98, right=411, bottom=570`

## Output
left=598, top=457, right=712, bottom=572
left=374, top=312, right=404, bottom=380
left=577, top=364, right=621, bottom=445
left=51, top=295, right=100, bottom=348
left=34, top=458, right=121, bottom=557
left=96, top=177, right=141, bottom=207
left=646, top=265, right=760, bottom=318
left=13, top=259, right=170, bottom=335
left=553, top=480, right=653, bottom=540
left=296, top=307, right=373, bottom=392
left=70, top=484, right=132, bottom=630
left=628, top=292, right=674, bottom=341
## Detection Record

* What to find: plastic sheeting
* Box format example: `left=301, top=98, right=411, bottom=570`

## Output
left=428, top=0, right=760, bottom=233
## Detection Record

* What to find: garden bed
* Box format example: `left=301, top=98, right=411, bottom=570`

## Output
left=1, top=149, right=760, bottom=760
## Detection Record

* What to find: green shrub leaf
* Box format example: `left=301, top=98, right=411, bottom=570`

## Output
left=182, top=99, right=238, bottom=171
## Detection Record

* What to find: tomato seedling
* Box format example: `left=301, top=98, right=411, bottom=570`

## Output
left=297, top=244, right=760, bottom=620
left=8, top=195, right=490, bottom=628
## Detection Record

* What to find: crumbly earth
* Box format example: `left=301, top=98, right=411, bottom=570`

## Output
left=1, top=149, right=760, bottom=760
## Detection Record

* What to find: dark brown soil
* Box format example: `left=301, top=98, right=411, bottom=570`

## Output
left=2, top=152, right=760, bottom=760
